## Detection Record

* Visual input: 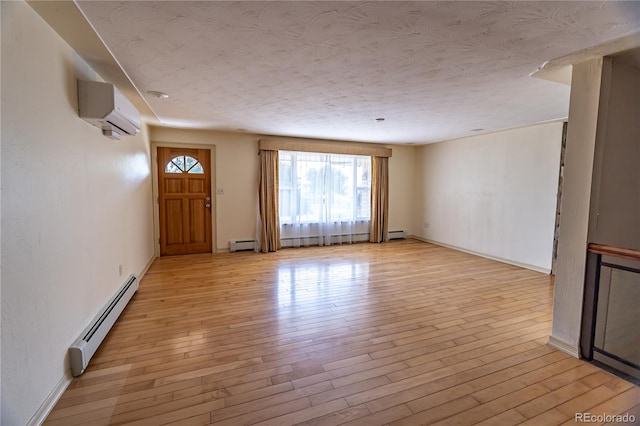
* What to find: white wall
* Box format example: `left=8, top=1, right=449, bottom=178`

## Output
left=412, top=122, right=564, bottom=273
left=388, top=145, right=416, bottom=233
left=550, top=59, right=603, bottom=357
left=150, top=127, right=416, bottom=251
left=150, top=128, right=260, bottom=251
left=1, top=2, right=154, bottom=424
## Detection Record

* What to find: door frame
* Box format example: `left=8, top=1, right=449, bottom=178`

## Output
left=551, top=121, right=568, bottom=275
left=151, top=141, right=217, bottom=257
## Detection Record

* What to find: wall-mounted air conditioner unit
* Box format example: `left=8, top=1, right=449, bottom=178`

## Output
left=78, top=80, right=141, bottom=140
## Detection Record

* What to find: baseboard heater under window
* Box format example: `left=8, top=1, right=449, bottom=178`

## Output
left=69, top=274, right=138, bottom=376
left=280, top=232, right=370, bottom=248
left=229, top=231, right=405, bottom=252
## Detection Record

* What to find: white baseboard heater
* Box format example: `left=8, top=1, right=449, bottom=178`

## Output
left=388, top=230, right=406, bottom=240
left=69, top=274, right=138, bottom=376
left=280, top=232, right=371, bottom=248
left=230, top=231, right=405, bottom=252
left=230, top=239, right=256, bottom=252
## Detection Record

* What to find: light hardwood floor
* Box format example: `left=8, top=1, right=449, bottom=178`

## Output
left=45, top=240, right=639, bottom=425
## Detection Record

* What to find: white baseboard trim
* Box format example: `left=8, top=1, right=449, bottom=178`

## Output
left=27, top=371, right=73, bottom=426
left=409, top=236, right=551, bottom=275
left=548, top=335, right=580, bottom=358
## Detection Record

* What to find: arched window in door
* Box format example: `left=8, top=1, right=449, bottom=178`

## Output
left=165, top=155, right=204, bottom=174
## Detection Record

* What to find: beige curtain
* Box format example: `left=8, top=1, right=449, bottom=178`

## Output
left=258, top=150, right=281, bottom=252
left=370, top=156, right=389, bottom=243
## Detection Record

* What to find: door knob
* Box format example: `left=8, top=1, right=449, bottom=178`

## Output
left=205, top=203, right=211, bottom=208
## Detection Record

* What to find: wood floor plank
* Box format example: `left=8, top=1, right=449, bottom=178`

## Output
left=473, top=409, right=528, bottom=426
left=43, top=240, right=638, bottom=425
left=163, top=413, right=210, bottom=426
left=340, top=404, right=413, bottom=426
left=391, top=395, right=480, bottom=426
left=562, top=387, right=640, bottom=425
left=602, top=403, right=640, bottom=426
left=515, top=380, right=593, bottom=419
left=296, top=403, right=371, bottom=426
left=555, top=379, right=635, bottom=418
left=519, top=408, right=571, bottom=426
left=253, top=398, right=350, bottom=426
left=470, top=357, right=582, bottom=403
left=400, top=351, right=566, bottom=415
left=430, top=383, right=550, bottom=425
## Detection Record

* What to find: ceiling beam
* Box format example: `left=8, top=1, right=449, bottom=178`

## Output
left=26, top=1, right=158, bottom=121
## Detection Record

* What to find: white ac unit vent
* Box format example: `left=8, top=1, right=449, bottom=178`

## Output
left=78, top=80, right=141, bottom=140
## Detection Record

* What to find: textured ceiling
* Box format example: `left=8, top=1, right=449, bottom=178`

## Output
left=76, top=1, right=640, bottom=144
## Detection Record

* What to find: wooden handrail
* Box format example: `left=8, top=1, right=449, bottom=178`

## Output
left=588, top=243, right=640, bottom=261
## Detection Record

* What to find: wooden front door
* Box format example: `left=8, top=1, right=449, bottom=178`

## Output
left=158, top=147, right=212, bottom=255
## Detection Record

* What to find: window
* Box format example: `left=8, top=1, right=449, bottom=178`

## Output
left=165, top=155, right=204, bottom=174
left=278, top=151, right=371, bottom=245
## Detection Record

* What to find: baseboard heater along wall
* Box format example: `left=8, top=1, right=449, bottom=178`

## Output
left=69, top=274, right=138, bottom=376
left=229, top=239, right=257, bottom=252
left=388, top=230, right=406, bottom=240
left=229, top=231, right=406, bottom=252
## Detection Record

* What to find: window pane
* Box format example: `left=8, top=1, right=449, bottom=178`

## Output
left=278, top=151, right=371, bottom=225
left=297, top=153, right=325, bottom=223
left=357, top=188, right=371, bottom=219
left=357, top=158, right=370, bottom=187
left=327, top=156, right=353, bottom=221
left=188, top=163, right=204, bottom=174
left=280, top=189, right=292, bottom=223
left=279, top=159, right=292, bottom=187
left=166, top=155, right=205, bottom=174
left=185, top=156, right=198, bottom=170
left=173, top=155, right=185, bottom=171
left=165, top=160, right=183, bottom=173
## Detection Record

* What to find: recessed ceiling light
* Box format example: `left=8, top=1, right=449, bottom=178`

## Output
left=375, top=118, right=385, bottom=122
left=147, top=90, right=169, bottom=99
